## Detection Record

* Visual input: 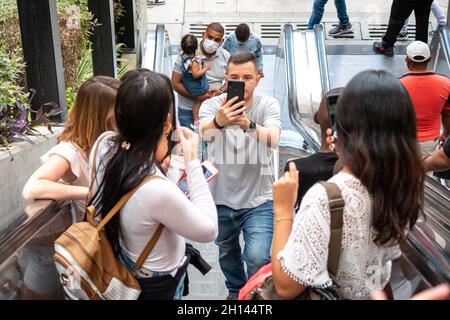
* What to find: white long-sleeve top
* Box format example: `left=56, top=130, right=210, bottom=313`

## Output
left=89, top=132, right=218, bottom=272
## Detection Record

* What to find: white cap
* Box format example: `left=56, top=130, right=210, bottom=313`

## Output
left=406, top=41, right=431, bottom=62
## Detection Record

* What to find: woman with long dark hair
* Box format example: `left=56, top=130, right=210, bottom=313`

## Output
left=271, top=70, right=425, bottom=299
left=89, top=70, right=217, bottom=300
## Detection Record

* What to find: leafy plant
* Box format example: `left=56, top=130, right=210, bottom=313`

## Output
left=0, top=90, right=62, bottom=147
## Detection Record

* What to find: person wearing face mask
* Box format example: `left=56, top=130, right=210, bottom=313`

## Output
left=172, top=23, right=230, bottom=128
left=222, top=23, right=264, bottom=78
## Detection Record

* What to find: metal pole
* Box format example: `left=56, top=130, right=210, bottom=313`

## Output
left=17, top=0, right=67, bottom=122
left=88, top=0, right=117, bottom=77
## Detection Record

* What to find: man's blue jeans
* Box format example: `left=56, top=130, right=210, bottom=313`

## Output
left=307, top=0, right=350, bottom=30
left=177, top=107, right=194, bottom=128
left=215, top=201, right=274, bottom=295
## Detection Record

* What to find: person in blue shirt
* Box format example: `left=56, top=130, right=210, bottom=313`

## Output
left=222, top=23, right=264, bottom=78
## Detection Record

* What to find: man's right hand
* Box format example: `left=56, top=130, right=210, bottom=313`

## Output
left=215, top=96, right=246, bottom=128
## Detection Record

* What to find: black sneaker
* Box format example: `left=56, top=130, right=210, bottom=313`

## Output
left=397, top=31, right=408, bottom=41
left=373, top=41, right=394, bottom=57
left=328, top=23, right=353, bottom=36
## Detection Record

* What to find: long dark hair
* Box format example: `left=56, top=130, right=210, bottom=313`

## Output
left=335, top=70, right=425, bottom=245
left=90, top=69, right=176, bottom=253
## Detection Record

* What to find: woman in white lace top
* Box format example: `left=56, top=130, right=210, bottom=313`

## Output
left=272, top=70, right=425, bottom=300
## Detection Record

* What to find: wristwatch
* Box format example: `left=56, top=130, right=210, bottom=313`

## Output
left=245, top=120, right=256, bottom=132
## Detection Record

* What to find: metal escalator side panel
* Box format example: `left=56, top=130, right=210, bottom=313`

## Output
left=284, top=24, right=321, bottom=151
left=141, top=24, right=172, bottom=77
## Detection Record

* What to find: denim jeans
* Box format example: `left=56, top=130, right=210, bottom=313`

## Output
left=307, top=0, right=350, bottom=30
left=177, top=107, right=194, bottom=128
left=215, top=201, right=274, bottom=295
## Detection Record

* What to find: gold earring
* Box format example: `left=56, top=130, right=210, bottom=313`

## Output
left=164, top=123, right=172, bottom=136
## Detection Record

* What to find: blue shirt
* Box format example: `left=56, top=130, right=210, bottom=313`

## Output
left=222, top=31, right=263, bottom=71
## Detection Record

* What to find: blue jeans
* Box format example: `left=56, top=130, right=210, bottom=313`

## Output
left=177, top=107, right=194, bottom=128
left=307, top=0, right=350, bottom=30
left=215, top=201, right=274, bottom=295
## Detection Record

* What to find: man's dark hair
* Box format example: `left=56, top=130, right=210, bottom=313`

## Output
left=181, top=34, right=198, bottom=55
left=206, top=22, right=225, bottom=35
left=235, top=23, right=250, bottom=42
left=227, top=51, right=257, bottom=72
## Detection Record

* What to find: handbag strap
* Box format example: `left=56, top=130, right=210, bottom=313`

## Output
left=318, top=181, right=345, bottom=277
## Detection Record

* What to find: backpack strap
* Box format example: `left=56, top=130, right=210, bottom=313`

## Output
left=95, top=175, right=166, bottom=269
left=86, top=131, right=115, bottom=225
left=96, top=176, right=162, bottom=232
left=134, top=223, right=165, bottom=270
left=318, top=181, right=345, bottom=277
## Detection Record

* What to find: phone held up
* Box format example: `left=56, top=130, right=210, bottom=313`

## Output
left=326, top=94, right=339, bottom=139
left=227, top=80, right=245, bottom=115
left=177, top=161, right=218, bottom=198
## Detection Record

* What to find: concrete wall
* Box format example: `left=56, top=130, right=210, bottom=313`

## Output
left=0, top=126, right=63, bottom=227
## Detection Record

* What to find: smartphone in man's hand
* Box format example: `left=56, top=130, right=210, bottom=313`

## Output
left=227, top=80, right=245, bottom=115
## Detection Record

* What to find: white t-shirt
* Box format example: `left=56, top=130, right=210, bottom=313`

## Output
left=89, top=132, right=218, bottom=272
left=277, top=172, right=402, bottom=300
left=40, top=141, right=88, bottom=214
left=199, top=94, right=281, bottom=209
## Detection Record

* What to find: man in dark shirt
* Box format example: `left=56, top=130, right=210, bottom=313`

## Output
left=284, top=88, right=342, bottom=209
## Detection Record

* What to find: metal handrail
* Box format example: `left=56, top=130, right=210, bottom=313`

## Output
left=439, top=25, right=450, bottom=68
left=283, top=24, right=320, bottom=152
left=314, top=23, right=330, bottom=96
left=153, top=24, right=166, bottom=72
left=0, top=201, right=71, bottom=263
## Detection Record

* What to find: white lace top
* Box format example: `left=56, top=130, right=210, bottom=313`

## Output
left=277, top=172, right=402, bottom=300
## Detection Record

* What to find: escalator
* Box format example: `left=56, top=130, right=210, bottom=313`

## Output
left=284, top=23, right=450, bottom=298
left=0, top=21, right=447, bottom=300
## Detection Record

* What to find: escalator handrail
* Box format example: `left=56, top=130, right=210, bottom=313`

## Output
left=0, top=201, right=70, bottom=264
left=154, top=24, right=166, bottom=73
left=283, top=24, right=320, bottom=152
left=438, top=25, right=450, bottom=68
left=314, top=23, right=331, bottom=95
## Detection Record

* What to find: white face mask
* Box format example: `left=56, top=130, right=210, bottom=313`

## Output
left=202, top=39, right=220, bottom=54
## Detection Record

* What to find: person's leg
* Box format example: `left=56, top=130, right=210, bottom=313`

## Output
left=382, top=0, right=414, bottom=48
left=334, top=0, right=349, bottom=25
left=241, top=201, right=274, bottom=279
left=192, top=101, right=201, bottom=124
left=177, top=107, right=194, bottom=128
left=215, top=205, right=247, bottom=297
left=431, top=1, right=447, bottom=26
left=307, top=0, right=329, bottom=30
left=413, top=0, right=433, bottom=43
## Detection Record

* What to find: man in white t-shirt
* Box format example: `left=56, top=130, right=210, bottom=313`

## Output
left=172, top=23, right=230, bottom=127
left=199, top=51, right=281, bottom=299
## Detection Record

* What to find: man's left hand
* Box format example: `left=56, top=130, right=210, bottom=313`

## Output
left=233, top=114, right=251, bottom=132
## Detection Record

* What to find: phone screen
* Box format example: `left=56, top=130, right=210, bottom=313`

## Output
left=178, top=163, right=217, bottom=197
left=202, top=165, right=214, bottom=181
left=227, top=80, right=245, bottom=114
left=327, top=95, right=339, bottom=133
